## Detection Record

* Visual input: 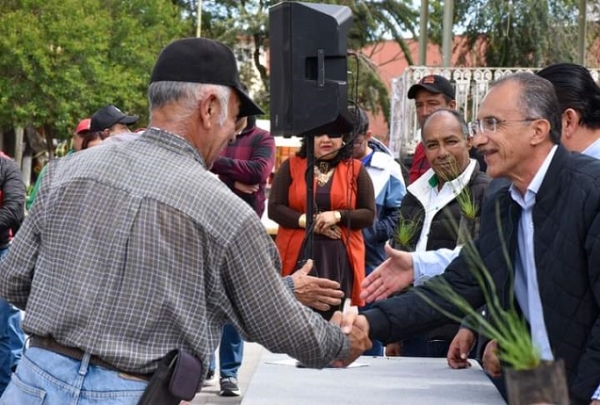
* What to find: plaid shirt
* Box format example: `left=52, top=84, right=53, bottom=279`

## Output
left=0, top=128, right=348, bottom=374
left=211, top=126, right=275, bottom=217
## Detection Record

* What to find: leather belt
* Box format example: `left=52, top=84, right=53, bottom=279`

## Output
left=29, top=335, right=151, bottom=381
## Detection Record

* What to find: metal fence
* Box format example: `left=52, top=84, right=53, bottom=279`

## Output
left=388, top=66, right=600, bottom=159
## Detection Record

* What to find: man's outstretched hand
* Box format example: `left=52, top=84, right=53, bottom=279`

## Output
left=361, top=245, right=414, bottom=303
left=291, top=260, right=344, bottom=311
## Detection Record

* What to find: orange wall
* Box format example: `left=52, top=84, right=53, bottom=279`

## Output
left=361, top=37, right=477, bottom=142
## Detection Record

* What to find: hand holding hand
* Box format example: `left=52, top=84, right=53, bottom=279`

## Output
left=234, top=181, right=260, bottom=194
left=482, top=339, right=502, bottom=378
left=330, top=310, right=372, bottom=367
left=291, top=260, right=344, bottom=311
left=314, top=211, right=340, bottom=234
left=447, top=328, right=476, bottom=369
left=360, top=244, right=414, bottom=303
left=317, top=225, right=341, bottom=240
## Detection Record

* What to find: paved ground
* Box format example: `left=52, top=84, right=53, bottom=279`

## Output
left=190, top=342, right=265, bottom=405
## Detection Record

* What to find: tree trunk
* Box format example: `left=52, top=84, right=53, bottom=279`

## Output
left=253, top=33, right=269, bottom=92
left=21, top=153, right=32, bottom=188
left=504, top=360, right=569, bottom=405
left=42, top=125, right=55, bottom=160
left=14, top=126, right=24, bottom=169
left=25, top=126, right=48, bottom=158
left=25, top=126, right=49, bottom=178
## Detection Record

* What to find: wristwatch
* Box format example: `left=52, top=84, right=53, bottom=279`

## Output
left=334, top=210, right=341, bottom=223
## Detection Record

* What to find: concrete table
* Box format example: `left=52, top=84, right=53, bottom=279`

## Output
left=242, top=352, right=506, bottom=405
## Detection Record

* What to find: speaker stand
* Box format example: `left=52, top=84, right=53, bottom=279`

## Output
left=302, top=135, right=316, bottom=263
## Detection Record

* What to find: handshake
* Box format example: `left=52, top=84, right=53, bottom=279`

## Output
left=329, top=302, right=372, bottom=368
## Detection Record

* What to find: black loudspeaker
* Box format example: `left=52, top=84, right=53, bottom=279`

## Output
left=269, top=1, right=353, bottom=137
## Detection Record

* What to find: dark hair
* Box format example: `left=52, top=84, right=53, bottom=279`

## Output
left=493, top=73, right=562, bottom=144
left=422, top=108, right=469, bottom=138
left=296, top=133, right=353, bottom=166
left=348, top=106, right=369, bottom=135
left=536, top=63, right=600, bottom=130
left=296, top=104, right=367, bottom=165
left=80, top=130, right=108, bottom=150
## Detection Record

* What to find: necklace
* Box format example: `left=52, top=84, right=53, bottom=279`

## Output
left=314, top=162, right=334, bottom=187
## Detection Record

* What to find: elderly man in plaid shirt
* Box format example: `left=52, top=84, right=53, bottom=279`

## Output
left=0, top=38, right=370, bottom=405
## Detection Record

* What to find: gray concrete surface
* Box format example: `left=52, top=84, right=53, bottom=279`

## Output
left=191, top=343, right=506, bottom=405
left=242, top=352, right=506, bottom=405
left=190, top=342, right=265, bottom=405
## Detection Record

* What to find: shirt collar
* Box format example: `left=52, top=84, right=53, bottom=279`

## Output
left=145, top=127, right=207, bottom=168
left=582, top=137, right=600, bottom=159
left=510, top=145, right=558, bottom=204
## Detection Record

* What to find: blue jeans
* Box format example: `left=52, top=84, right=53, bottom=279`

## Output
left=0, top=247, right=24, bottom=396
left=0, top=348, right=147, bottom=404
left=209, top=324, right=244, bottom=378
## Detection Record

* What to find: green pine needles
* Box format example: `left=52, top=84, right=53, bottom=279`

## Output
left=455, top=188, right=479, bottom=220
left=394, top=216, right=422, bottom=250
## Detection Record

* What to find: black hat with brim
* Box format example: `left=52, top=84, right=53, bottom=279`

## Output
left=90, top=105, right=139, bottom=132
left=407, top=74, right=456, bottom=100
left=150, top=38, right=264, bottom=117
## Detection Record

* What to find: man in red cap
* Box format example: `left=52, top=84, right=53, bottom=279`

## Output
left=27, top=118, right=103, bottom=210
left=72, top=118, right=92, bottom=152
left=407, top=75, right=456, bottom=184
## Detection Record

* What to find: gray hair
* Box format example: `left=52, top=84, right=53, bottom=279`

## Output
left=492, top=73, right=561, bottom=144
left=148, top=82, right=231, bottom=125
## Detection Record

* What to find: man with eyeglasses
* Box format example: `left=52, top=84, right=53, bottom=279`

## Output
left=448, top=61, right=600, bottom=399
left=354, top=72, right=600, bottom=404
left=350, top=106, right=405, bottom=356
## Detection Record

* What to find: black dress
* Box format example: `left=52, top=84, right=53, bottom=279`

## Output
left=301, top=177, right=354, bottom=320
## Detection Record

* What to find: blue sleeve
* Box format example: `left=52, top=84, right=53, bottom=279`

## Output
left=373, top=164, right=405, bottom=242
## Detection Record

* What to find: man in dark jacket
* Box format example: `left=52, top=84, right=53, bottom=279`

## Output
left=385, top=108, right=490, bottom=357
left=355, top=72, right=600, bottom=404
left=0, top=153, right=26, bottom=396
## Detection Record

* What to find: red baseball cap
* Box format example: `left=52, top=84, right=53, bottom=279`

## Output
left=75, top=118, right=91, bottom=135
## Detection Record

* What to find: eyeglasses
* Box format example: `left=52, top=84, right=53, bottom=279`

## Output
left=468, top=117, right=538, bottom=137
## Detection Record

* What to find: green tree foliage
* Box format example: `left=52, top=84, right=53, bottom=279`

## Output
left=0, top=0, right=186, bottom=142
left=0, top=0, right=420, bottom=154
left=428, top=0, right=586, bottom=67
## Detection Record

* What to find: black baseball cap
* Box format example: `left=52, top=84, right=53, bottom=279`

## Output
left=150, top=38, right=264, bottom=117
left=407, top=75, right=455, bottom=100
left=90, top=105, right=138, bottom=132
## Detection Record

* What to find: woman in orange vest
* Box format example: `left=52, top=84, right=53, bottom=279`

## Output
left=268, top=133, right=375, bottom=319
